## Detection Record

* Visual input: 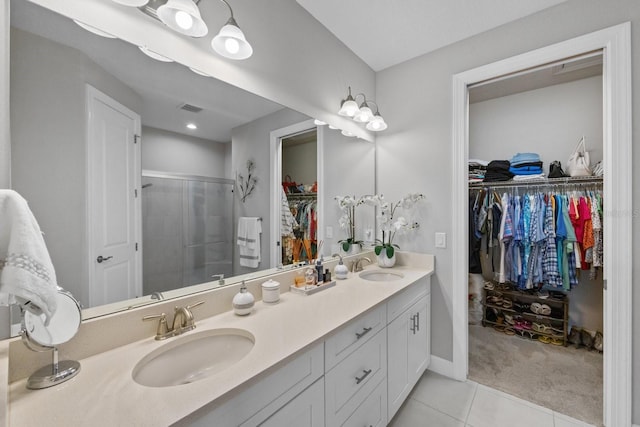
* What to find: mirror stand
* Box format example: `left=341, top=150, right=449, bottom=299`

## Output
left=26, top=347, right=80, bottom=390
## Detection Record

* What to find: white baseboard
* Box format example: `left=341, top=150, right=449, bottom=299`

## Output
left=427, top=355, right=454, bottom=378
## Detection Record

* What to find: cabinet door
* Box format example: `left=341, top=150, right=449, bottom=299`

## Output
left=387, top=295, right=429, bottom=420
left=409, top=295, right=430, bottom=381
left=259, top=378, right=325, bottom=427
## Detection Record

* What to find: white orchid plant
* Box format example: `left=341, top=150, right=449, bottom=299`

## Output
left=335, top=195, right=365, bottom=252
left=363, top=193, right=425, bottom=258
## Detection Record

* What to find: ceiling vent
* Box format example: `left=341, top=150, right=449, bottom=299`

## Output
left=178, top=103, right=204, bottom=113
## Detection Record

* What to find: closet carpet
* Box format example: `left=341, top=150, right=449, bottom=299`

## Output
left=468, top=324, right=603, bottom=427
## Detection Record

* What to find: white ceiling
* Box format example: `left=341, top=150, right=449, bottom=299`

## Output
left=296, top=0, right=569, bottom=71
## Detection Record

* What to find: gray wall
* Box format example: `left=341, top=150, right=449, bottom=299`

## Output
left=141, top=126, right=230, bottom=179
left=375, top=0, right=639, bottom=421
left=231, top=108, right=310, bottom=274
left=470, top=75, right=604, bottom=333
left=10, top=27, right=141, bottom=306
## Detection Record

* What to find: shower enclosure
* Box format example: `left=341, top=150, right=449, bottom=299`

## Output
left=141, top=172, right=235, bottom=295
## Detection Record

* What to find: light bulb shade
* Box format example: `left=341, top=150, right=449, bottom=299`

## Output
left=353, top=105, right=373, bottom=123
left=212, top=21, right=253, bottom=60
left=341, top=129, right=356, bottom=137
left=366, top=114, right=387, bottom=131
left=112, top=0, right=149, bottom=6
left=157, top=0, right=208, bottom=37
left=338, top=99, right=359, bottom=117
left=74, top=20, right=117, bottom=39
left=139, top=46, right=174, bottom=62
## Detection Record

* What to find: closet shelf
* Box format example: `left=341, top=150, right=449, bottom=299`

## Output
left=469, top=176, right=602, bottom=189
left=285, top=192, right=317, bottom=199
left=483, top=302, right=564, bottom=322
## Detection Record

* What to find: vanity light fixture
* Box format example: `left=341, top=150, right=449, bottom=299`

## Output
left=138, top=46, right=174, bottom=62
left=211, top=0, right=253, bottom=60
left=338, top=87, right=387, bottom=131
left=112, top=0, right=253, bottom=60
left=73, top=20, right=118, bottom=39
left=313, top=119, right=327, bottom=126
left=112, top=0, right=149, bottom=6
left=186, top=123, right=198, bottom=130
left=157, top=0, right=208, bottom=38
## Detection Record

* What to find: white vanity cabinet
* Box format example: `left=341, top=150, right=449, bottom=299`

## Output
left=175, top=342, right=324, bottom=427
left=259, top=378, right=325, bottom=427
left=387, top=277, right=431, bottom=420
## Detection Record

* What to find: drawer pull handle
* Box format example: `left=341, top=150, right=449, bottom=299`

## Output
left=415, top=312, right=420, bottom=331
left=355, top=326, right=372, bottom=340
left=410, top=315, right=416, bottom=333
left=355, top=369, right=372, bottom=384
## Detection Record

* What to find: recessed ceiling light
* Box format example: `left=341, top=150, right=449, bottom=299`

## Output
left=186, top=123, right=197, bottom=130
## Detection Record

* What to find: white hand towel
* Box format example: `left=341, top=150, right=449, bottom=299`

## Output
left=237, top=217, right=261, bottom=268
left=0, top=190, right=58, bottom=324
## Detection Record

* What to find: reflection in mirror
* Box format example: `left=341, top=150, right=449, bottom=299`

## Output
left=8, top=0, right=376, bottom=323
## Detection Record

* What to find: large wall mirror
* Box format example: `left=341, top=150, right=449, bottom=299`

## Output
left=8, top=0, right=376, bottom=326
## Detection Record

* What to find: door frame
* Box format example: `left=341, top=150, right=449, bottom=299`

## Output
left=451, top=23, right=632, bottom=426
left=269, top=119, right=320, bottom=267
left=85, top=84, right=142, bottom=306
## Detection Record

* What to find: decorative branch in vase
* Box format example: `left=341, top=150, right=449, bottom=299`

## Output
left=238, top=160, right=257, bottom=203
left=363, top=193, right=425, bottom=267
left=335, top=195, right=364, bottom=254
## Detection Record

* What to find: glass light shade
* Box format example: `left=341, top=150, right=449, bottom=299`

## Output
left=138, top=46, right=174, bottom=62
left=157, top=0, right=208, bottom=37
left=353, top=105, right=373, bottom=123
left=73, top=20, right=117, bottom=39
left=212, top=22, right=253, bottom=60
left=341, top=130, right=356, bottom=137
left=313, top=119, right=327, bottom=126
left=366, top=114, right=388, bottom=131
left=338, top=99, right=359, bottom=117
left=112, top=0, right=149, bottom=6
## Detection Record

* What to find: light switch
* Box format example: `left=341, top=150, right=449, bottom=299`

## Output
left=326, top=226, right=333, bottom=239
left=435, top=232, right=447, bottom=248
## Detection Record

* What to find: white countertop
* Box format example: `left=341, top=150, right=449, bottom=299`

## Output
left=5, top=257, right=434, bottom=426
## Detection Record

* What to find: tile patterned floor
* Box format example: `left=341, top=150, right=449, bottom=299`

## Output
left=389, top=371, right=596, bottom=427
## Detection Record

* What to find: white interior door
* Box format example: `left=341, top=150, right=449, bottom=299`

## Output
left=87, top=85, right=141, bottom=306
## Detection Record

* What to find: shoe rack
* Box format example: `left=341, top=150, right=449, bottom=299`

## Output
left=481, top=283, right=569, bottom=346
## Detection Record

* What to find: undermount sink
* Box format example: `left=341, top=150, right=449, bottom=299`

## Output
left=132, top=328, right=255, bottom=387
left=359, top=270, right=405, bottom=282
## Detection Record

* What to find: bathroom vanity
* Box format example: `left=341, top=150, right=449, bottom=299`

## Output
left=1, top=252, right=434, bottom=426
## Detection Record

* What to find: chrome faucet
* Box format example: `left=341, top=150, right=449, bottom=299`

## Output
left=351, top=257, right=372, bottom=272
left=211, top=274, right=225, bottom=287
left=143, top=301, right=204, bottom=340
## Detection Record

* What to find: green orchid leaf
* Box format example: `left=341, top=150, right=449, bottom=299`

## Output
left=342, top=241, right=351, bottom=252
left=374, top=246, right=382, bottom=256
left=386, top=246, right=395, bottom=258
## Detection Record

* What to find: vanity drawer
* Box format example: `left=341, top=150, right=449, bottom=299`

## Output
left=176, top=342, right=324, bottom=427
left=325, top=329, right=387, bottom=426
left=325, top=304, right=386, bottom=370
left=387, top=276, right=430, bottom=323
left=342, top=377, right=387, bottom=427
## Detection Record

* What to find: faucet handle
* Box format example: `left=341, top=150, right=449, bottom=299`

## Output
left=143, top=313, right=171, bottom=340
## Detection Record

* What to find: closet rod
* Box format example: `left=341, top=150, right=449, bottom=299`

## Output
left=468, top=176, right=603, bottom=189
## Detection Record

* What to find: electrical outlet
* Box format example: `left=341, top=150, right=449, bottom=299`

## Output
left=435, top=232, right=447, bottom=248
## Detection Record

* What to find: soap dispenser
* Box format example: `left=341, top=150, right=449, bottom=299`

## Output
left=332, top=253, right=349, bottom=280
left=232, top=281, right=255, bottom=315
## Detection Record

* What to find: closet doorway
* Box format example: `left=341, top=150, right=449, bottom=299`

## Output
left=466, top=52, right=604, bottom=425
left=451, top=23, right=632, bottom=427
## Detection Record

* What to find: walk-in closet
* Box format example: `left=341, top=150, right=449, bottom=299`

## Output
left=466, top=53, right=604, bottom=426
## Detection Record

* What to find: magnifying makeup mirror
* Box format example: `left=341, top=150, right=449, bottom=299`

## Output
left=20, top=288, right=82, bottom=389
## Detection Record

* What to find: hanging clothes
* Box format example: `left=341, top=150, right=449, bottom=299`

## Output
left=470, top=183, right=603, bottom=290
